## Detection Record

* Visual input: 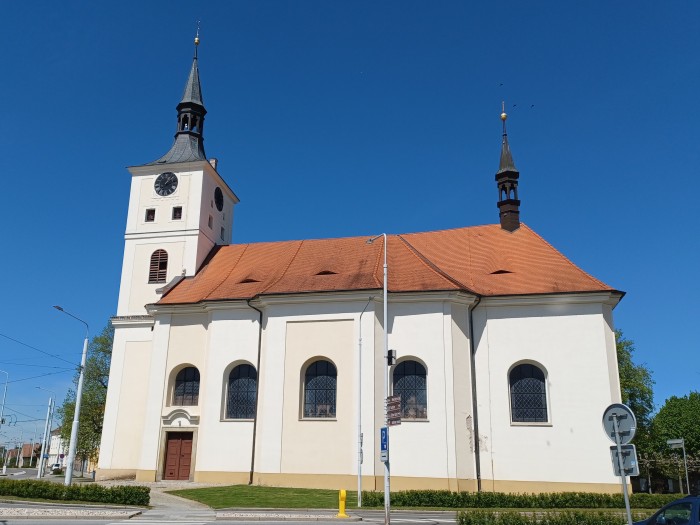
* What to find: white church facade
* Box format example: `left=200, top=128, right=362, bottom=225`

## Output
left=97, top=40, right=624, bottom=493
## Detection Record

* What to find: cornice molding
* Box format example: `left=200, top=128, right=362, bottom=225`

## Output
left=479, top=291, right=622, bottom=308
left=110, top=315, right=155, bottom=327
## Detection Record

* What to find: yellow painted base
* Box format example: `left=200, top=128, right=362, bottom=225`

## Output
left=95, top=468, right=136, bottom=481
left=135, top=470, right=158, bottom=482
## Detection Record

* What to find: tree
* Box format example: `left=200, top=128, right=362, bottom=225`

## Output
left=56, top=323, right=113, bottom=466
left=616, top=330, right=655, bottom=453
left=650, top=392, right=700, bottom=455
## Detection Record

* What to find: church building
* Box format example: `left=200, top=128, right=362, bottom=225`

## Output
left=97, top=39, right=624, bottom=493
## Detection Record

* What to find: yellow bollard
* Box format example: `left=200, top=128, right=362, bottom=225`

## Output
left=336, top=488, right=349, bottom=518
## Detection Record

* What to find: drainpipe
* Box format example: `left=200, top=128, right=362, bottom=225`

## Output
left=247, top=300, right=264, bottom=485
left=468, top=296, right=482, bottom=492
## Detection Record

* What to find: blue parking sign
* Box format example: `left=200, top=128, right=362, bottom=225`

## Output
left=380, top=427, right=388, bottom=462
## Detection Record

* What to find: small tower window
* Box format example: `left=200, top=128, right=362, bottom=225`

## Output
left=208, top=215, right=213, bottom=229
left=172, top=206, right=182, bottom=220
left=149, top=249, right=168, bottom=283
left=220, top=227, right=225, bottom=240
left=145, top=209, right=155, bottom=222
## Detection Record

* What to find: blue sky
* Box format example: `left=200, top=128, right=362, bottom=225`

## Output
left=0, top=1, right=697, bottom=446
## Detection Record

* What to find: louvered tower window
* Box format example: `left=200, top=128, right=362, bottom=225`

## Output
left=226, top=364, right=257, bottom=419
left=149, top=249, right=168, bottom=283
left=303, top=360, right=337, bottom=418
left=509, top=363, right=548, bottom=423
left=393, top=360, right=427, bottom=419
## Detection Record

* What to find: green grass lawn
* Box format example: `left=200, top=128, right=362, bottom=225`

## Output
left=167, top=485, right=359, bottom=509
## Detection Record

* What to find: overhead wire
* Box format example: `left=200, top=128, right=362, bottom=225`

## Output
left=0, top=332, right=78, bottom=366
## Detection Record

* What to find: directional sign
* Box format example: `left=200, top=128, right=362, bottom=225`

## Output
left=667, top=439, right=684, bottom=449
left=380, top=427, right=388, bottom=462
left=386, top=400, right=401, bottom=412
left=610, top=444, right=639, bottom=477
left=387, top=417, right=401, bottom=427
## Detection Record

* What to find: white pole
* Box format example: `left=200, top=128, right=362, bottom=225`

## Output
left=381, top=234, right=390, bottom=525
left=681, top=440, right=690, bottom=495
left=65, top=333, right=88, bottom=485
left=53, top=305, right=89, bottom=486
left=37, top=396, right=52, bottom=478
left=357, top=297, right=373, bottom=508
left=612, top=415, right=633, bottom=525
left=0, top=369, right=7, bottom=475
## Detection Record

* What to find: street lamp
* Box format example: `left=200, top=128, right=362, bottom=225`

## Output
left=667, top=439, right=690, bottom=494
left=0, top=370, right=8, bottom=431
left=366, top=233, right=390, bottom=525
left=53, top=305, right=89, bottom=486
left=35, top=387, right=55, bottom=479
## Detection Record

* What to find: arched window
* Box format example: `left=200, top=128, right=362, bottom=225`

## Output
left=226, top=364, right=257, bottom=419
left=393, top=360, right=427, bottom=419
left=173, top=367, right=200, bottom=406
left=149, top=249, right=168, bottom=283
left=509, top=363, right=548, bottom=423
left=303, top=360, right=337, bottom=418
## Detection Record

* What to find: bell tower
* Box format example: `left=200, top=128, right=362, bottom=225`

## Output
left=116, top=34, right=239, bottom=316
left=496, top=104, right=521, bottom=232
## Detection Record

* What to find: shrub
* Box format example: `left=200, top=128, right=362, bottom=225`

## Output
left=361, top=489, right=676, bottom=509
left=458, top=510, right=651, bottom=525
left=0, top=479, right=149, bottom=506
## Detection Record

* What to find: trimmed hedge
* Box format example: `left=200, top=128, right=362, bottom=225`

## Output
left=361, top=490, right=679, bottom=509
left=0, top=479, right=150, bottom=506
left=458, top=510, right=651, bottom=525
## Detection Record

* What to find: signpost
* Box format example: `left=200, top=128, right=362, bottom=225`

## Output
left=386, top=395, right=401, bottom=427
left=666, top=439, right=690, bottom=494
left=602, top=403, right=637, bottom=525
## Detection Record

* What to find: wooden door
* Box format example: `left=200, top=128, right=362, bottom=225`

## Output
left=164, top=432, right=193, bottom=481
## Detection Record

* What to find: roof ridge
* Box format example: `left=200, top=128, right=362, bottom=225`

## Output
left=259, top=240, right=305, bottom=295
left=520, top=223, right=612, bottom=290
left=203, top=244, right=250, bottom=300
left=397, top=235, right=478, bottom=294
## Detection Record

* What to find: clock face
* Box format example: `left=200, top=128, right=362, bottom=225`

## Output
left=214, top=187, right=224, bottom=211
left=154, top=172, right=178, bottom=196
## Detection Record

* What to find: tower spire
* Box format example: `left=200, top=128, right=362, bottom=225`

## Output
left=148, top=31, right=208, bottom=165
left=495, top=103, right=521, bottom=232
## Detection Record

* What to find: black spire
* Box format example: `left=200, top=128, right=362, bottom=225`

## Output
left=148, top=33, right=207, bottom=165
left=496, top=103, right=521, bottom=232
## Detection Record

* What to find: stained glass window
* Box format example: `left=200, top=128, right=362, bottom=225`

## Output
left=393, top=360, right=427, bottom=419
left=173, top=367, right=200, bottom=406
left=227, top=364, right=257, bottom=419
left=510, top=364, right=547, bottom=423
left=303, top=360, right=337, bottom=418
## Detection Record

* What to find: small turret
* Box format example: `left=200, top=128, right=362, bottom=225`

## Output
left=496, top=103, right=520, bottom=232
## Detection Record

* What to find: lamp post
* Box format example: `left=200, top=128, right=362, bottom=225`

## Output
left=35, top=387, right=55, bottom=479
left=667, top=439, right=690, bottom=494
left=53, top=305, right=89, bottom=486
left=0, top=369, right=7, bottom=430
left=366, top=233, right=390, bottom=525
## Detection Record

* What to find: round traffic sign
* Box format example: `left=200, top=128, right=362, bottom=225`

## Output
left=602, top=403, right=636, bottom=444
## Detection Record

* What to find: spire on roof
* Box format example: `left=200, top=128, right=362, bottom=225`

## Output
left=495, top=102, right=521, bottom=232
left=147, top=29, right=208, bottom=166
left=498, top=102, right=517, bottom=174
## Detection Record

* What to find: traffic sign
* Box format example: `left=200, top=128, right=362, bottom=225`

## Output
left=380, top=427, right=388, bottom=462
left=610, top=444, right=639, bottom=477
left=602, top=403, right=636, bottom=445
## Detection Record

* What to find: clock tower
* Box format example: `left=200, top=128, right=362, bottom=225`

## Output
left=116, top=36, right=239, bottom=316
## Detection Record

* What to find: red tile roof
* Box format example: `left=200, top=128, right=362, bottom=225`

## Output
left=159, top=224, right=616, bottom=305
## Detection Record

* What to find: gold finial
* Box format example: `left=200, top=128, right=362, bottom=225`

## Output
left=500, top=100, right=507, bottom=121
left=194, top=21, right=200, bottom=46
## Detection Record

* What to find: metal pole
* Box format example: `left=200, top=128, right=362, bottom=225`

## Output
left=382, top=233, right=390, bottom=525
left=681, top=441, right=690, bottom=495
left=37, top=396, right=52, bottom=478
left=53, top=305, right=89, bottom=486
left=357, top=296, right=373, bottom=508
left=612, top=414, right=633, bottom=525
left=0, top=370, right=8, bottom=432
left=367, top=234, right=390, bottom=525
